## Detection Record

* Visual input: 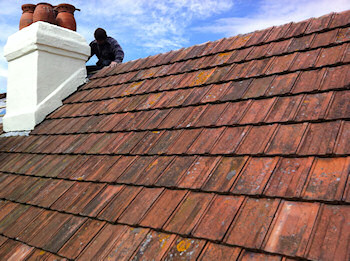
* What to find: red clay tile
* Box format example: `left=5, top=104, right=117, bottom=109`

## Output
left=263, top=201, right=320, bottom=257
left=167, top=129, right=202, bottom=154
left=302, top=157, right=350, bottom=201
left=43, top=215, right=86, bottom=253
left=295, top=92, right=333, bottom=121
left=198, top=243, right=241, bottom=261
left=98, top=186, right=141, bottom=222
left=177, top=156, right=221, bottom=189
left=236, top=125, right=278, bottom=155
left=117, top=156, right=156, bottom=183
left=265, top=123, right=308, bottom=154
left=326, top=90, right=350, bottom=119
left=188, top=128, right=225, bottom=154
left=148, top=130, right=183, bottom=154
left=334, top=121, right=350, bottom=155
left=28, top=180, right=74, bottom=208
left=0, top=239, right=34, bottom=261
left=138, top=109, right=171, bottom=130
left=104, top=227, right=150, bottom=260
left=315, top=44, right=347, bottom=67
left=265, top=72, right=299, bottom=96
left=50, top=182, right=91, bottom=211
left=286, top=34, right=314, bottom=53
left=265, top=95, right=303, bottom=123
left=135, top=156, right=174, bottom=186
left=246, top=44, right=270, bottom=60
left=158, top=107, right=193, bottom=129
left=2, top=206, right=42, bottom=239
left=17, top=210, right=58, bottom=243
left=341, top=42, right=350, bottom=63
left=166, top=89, right=194, bottom=107
left=211, top=126, right=249, bottom=154
left=306, top=12, right=334, bottom=34
left=58, top=219, right=105, bottom=259
left=291, top=49, right=321, bottom=71
left=311, top=29, right=339, bottom=48
left=156, top=156, right=196, bottom=187
left=112, top=132, right=147, bottom=154
left=16, top=178, right=51, bottom=203
left=292, top=68, right=326, bottom=93
left=209, top=51, right=235, bottom=67
left=284, top=19, right=312, bottom=38
left=193, top=195, right=244, bottom=240
left=265, top=53, right=297, bottom=74
left=245, top=57, right=274, bottom=78
left=118, top=187, right=163, bottom=225
left=220, top=79, right=253, bottom=102
left=202, top=156, right=248, bottom=192
left=80, top=185, right=123, bottom=217
left=164, top=192, right=214, bottom=234
left=189, top=69, right=216, bottom=87
left=267, top=39, right=291, bottom=57
left=297, top=121, right=341, bottom=155
left=229, top=47, right=255, bottom=64
left=225, top=198, right=280, bottom=248
left=66, top=155, right=110, bottom=180
left=243, top=76, right=275, bottom=98
left=216, top=101, right=251, bottom=126
left=264, top=157, right=314, bottom=198
left=320, top=64, right=350, bottom=91
left=335, top=27, right=350, bottom=43
left=0, top=204, right=30, bottom=234
left=193, top=103, right=228, bottom=127
left=329, top=9, right=350, bottom=28
left=100, top=156, right=136, bottom=182
left=163, top=236, right=206, bottom=260
left=77, top=224, right=126, bottom=260
left=132, top=232, right=176, bottom=260
left=140, top=189, right=187, bottom=229
left=177, top=105, right=208, bottom=128
left=240, top=98, right=276, bottom=124
left=231, top=157, right=280, bottom=195
left=239, top=251, right=282, bottom=261
left=266, top=23, right=292, bottom=42
left=306, top=204, right=350, bottom=261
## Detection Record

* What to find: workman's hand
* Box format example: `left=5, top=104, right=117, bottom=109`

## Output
left=110, top=61, right=118, bottom=67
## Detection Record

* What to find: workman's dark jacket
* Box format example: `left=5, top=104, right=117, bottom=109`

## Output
left=89, top=37, right=124, bottom=65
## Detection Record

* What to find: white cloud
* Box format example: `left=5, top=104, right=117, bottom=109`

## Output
left=194, top=0, right=350, bottom=36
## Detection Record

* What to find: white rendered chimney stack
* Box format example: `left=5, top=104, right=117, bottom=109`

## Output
left=3, top=21, right=90, bottom=132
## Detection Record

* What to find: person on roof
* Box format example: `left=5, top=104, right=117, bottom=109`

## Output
left=86, top=28, right=124, bottom=74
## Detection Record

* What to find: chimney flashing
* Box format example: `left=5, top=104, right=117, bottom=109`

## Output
left=3, top=21, right=90, bottom=132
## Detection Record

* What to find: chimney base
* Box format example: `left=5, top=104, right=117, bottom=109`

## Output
left=3, top=21, right=90, bottom=132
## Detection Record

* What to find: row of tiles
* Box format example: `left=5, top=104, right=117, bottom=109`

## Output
left=85, top=27, right=350, bottom=92
left=55, top=63, right=350, bottom=120
left=0, top=237, right=65, bottom=261
left=66, top=59, right=350, bottom=107
left=2, top=121, right=349, bottom=156
left=0, top=214, right=300, bottom=261
left=0, top=154, right=349, bottom=203
left=0, top=191, right=348, bottom=260
left=37, top=89, right=350, bottom=136
left=90, top=11, right=349, bottom=80
left=79, top=41, right=350, bottom=98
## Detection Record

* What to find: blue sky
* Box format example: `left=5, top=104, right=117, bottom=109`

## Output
left=0, top=0, right=349, bottom=93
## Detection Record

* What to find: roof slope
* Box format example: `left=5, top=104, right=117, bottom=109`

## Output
left=0, top=10, right=350, bottom=260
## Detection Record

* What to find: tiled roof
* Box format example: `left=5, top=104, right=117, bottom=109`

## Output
left=0, top=10, right=349, bottom=260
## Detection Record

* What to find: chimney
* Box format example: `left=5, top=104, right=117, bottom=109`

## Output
left=3, top=21, right=90, bottom=132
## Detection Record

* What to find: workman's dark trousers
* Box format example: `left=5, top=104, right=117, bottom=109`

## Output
left=86, top=59, right=112, bottom=75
